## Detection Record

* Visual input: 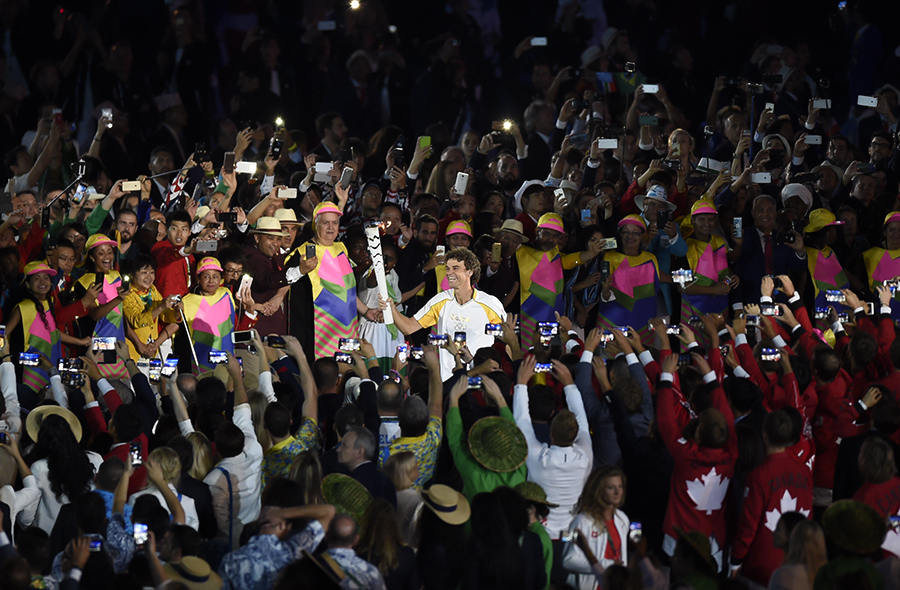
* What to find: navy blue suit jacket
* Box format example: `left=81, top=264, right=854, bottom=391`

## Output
left=734, top=227, right=807, bottom=304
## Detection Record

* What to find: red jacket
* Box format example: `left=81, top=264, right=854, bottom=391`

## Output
left=84, top=390, right=148, bottom=496
left=853, top=477, right=900, bottom=558
left=658, top=374, right=736, bottom=557
left=732, top=451, right=813, bottom=585
left=151, top=240, right=193, bottom=298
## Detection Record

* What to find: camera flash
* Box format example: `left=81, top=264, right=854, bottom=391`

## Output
left=502, top=120, right=512, bottom=130
left=350, top=0, right=360, bottom=8
left=275, top=117, right=284, bottom=127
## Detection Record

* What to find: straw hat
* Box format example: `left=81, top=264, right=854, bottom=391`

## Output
left=493, top=219, right=529, bottom=243
left=635, top=185, right=675, bottom=212
left=195, top=206, right=210, bottom=222
left=421, top=484, right=471, bottom=525
left=163, top=557, right=223, bottom=590
left=467, top=416, right=527, bottom=473
left=85, top=234, right=117, bottom=253
left=811, top=162, right=843, bottom=180
left=536, top=213, right=565, bottom=234
left=804, top=209, right=844, bottom=234
left=822, top=500, right=886, bottom=555
left=26, top=406, right=83, bottom=443
left=322, top=473, right=373, bottom=524
left=514, top=481, right=559, bottom=507
left=250, top=217, right=288, bottom=237
left=274, top=208, right=300, bottom=225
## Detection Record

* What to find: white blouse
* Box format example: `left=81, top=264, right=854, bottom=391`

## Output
left=31, top=451, right=104, bottom=534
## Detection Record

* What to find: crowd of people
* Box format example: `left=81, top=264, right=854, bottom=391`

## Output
left=1, top=0, right=900, bottom=589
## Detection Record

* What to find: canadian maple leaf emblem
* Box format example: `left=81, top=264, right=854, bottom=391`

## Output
left=687, top=467, right=729, bottom=515
left=765, top=490, right=811, bottom=532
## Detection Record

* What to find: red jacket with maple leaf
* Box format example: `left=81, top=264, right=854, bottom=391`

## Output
left=658, top=372, right=736, bottom=557
left=853, top=476, right=900, bottom=519
left=732, top=451, right=813, bottom=585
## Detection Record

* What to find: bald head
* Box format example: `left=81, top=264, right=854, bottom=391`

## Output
left=326, top=514, right=358, bottom=549
left=377, top=380, right=403, bottom=414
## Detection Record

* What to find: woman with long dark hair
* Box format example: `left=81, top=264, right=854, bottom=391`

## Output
left=25, top=412, right=103, bottom=534
left=357, top=499, right=419, bottom=590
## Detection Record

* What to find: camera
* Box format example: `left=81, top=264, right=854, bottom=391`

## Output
left=747, top=83, right=765, bottom=94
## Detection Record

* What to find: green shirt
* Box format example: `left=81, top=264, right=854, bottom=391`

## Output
left=446, top=406, right=527, bottom=500
left=814, top=556, right=883, bottom=590
left=530, top=521, right=553, bottom=590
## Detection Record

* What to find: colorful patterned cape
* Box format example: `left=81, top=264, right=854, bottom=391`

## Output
left=682, top=235, right=730, bottom=317
left=18, top=299, right=61, bottom=393
left=182, top=287, right=237, bottom=374
left=863, top=246, right=900, bottom=319
left=516, top=246, right=580, bottom=346
left=596, top=251, right=660, bottom=344
left=303, top=241, right=359, bottom=359
left=76, top=271, right=127, bottom=378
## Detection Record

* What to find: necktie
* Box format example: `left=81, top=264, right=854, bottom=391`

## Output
left=764, top=234, right=774, bottom=275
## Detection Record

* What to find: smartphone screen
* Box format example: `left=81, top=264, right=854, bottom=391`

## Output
left=223, top=152, right=236, bottom=174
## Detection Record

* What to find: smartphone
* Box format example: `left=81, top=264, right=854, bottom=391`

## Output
left=534, top=362, right=553, bottom=373
left=660, top=159, right=682, bottom=171
left=223, top=152, right=236, bottom=174
left=677, top=353, right=692, bottom=366
left=339, top=338, right=361, bottom=352
left=120, top=274, right=132, bottom=292
left=804, top=135, right=822, bottom=145
left=40, top=206, right=51, bottom=229
left=741, top=129, right=752, bottom=139
left=688, top=315, right=703, bottom=326
left=196, top=240, right=218, bottom=252
left=339, top=167, right=353, bottom=190
left=122, top=180, right=142, bottom=192
left=600, top=261, right=610, bottom=284
left=208, top=350, right=228, bottom=365
left=454, top=172, right=469, bottom=195
left=92, top=337, right=117, bottom=364
left=666, top=324, right=681, bottom=335
left=232, top=329, right=258, bottom=344
left=270, top=137, right=284, bottom=159
left=410, top=346, right=424, bottom=360
left=814, top=307, right=830, bottom=319
left=492, top=242, right=502, bottom=263
left=278, top=187, right=298, bottom=199
left=598, top=238, right=618, bottom=251
left=568, top=133, right=590, bottom=148
left=317, top=20, right=336, bottom=30
left=148, top=359, right=162, bottom=383
left=428, top=334, right=449, bottom=347
left=656, top=209, right=669, bottom=231
left=866, top=302, right=876, bottom=315
left=235, top=161, right=257, bottom=174
left=162, top=356, right=179, bottom=377
left=746, top=315, right=761, bottom=327
left=85, top=534, right=103, bottom=552
left=642, top=84, right=659, bottom=93
left=765, top=102, right=776, bottom=112
left=530, top=37, right=548, bottom=46
left=761, top=303, right=783, bottom=316
left=306, top=244, right=317, bottom=260
left=485, top=323, right=504, bottom=337
left=733, top=217, right=743, bottom=239
left=537, top=322, right=559, bottom=335
left=672, top=269, right=694, bottom=284
left=761, top=347, right=781, bottom=362
left=628, top=522, right=642, bottom=543
left=600, top=331, right=614, bottom=344
left=315, top=162, right=334, bottom=173
left=453, top=332, right=467, bottom=345
left=751, top=172, right=772, bottom=184
left=596, top=138, right=618, bottom=149
left=334, top=352, right=353, bottom=364
left=812, top=99, right=832, bottom=109
left=857, top=163, right=876, bottom=173
left=838, top=312, right=850, bottom=323
left=238, top=274, right=253, bottom=295
left=857, top=95, right=879, bottom=107
left=580, top=209, right=591, bottom=227
left=435, top=245, right=445, bottom=258
left=397, top=344, right=408, bottom=363
left=129, top=440, right=143, bottom=466
left=52, top=108, right=63, bottom=126
left=19, top=352, right=40, bottom=366
left=264, top=335, right=287, bottom=349
left=419, top=136, right=432, bottom=149
left=615, top=326, right=631, bottom=338
left=0, top=325, right=4, bottom=349
left=639, top=115, right=658, bottom=126
left=71, top=184, right=88, bottom=206
left=825, top=290, right=846, bottom=303
left=719, top=345, right=730, bottom=358
left=468, top=376, right=483, bottom=389
left=133, top=523, right=149, bottom=546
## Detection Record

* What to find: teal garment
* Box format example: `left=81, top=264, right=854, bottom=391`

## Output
left=814, top=556, right=883, bottom=590
left=530, top=520, right=553, bottom=590
left=446, top=406, right=527, bottom=501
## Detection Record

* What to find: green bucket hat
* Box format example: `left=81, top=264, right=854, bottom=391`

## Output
left=514, top=481, right=559, bottom=507
left=674, top=527, right=716, bottom=573
left=823, top=500, right=886, bottom=555
left=468, top=416, right=527, bottom=473
left=322, top=474, right=373, bottom=525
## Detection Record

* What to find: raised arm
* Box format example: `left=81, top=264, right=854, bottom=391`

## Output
left=422, top=346, right=444, bottom=417
left=146, top=458, right=186, bottom=524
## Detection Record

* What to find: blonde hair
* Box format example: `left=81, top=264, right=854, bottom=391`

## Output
left=383, top=451, right=417, bottom=491
left=573, top=466, right=625, bottom=531
left=186, top=431, right=215, bottom=480
left=149, top=447, right=181, bottom=484
left=425, top=160, right=455, bottom=201
left=288, top=451, right=325, bottom=506
left=784, top=520, right=827, bottom=588
left=248, top=390, right=272, bottom=452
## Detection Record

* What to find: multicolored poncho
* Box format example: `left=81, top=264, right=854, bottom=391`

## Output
left=182, top=287, right=238, bottom=374
left=18, top=299, right=61, bottom=393
left=596, top=251, right=660, bottom=344
left=516, top=246, right=581, bottom=346
left=304, top=241, right=359, bottom=359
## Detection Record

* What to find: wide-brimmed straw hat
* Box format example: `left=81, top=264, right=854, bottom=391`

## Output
left=26, top=406, right=83, bottom=443
left=250, top=217, right=288, bottom=237
left=514, top=481, right=559, bottom=507
left=493, top=220, right=529, bottom=243
left=322, top=473, right=373, bottom=524
left=823, top=500, right=886, bottom=555
left=421, top=484, right=471, bottom=525
left=162, top=557, right=223, bottom=590
left=467, top=416, right=527, bottom=473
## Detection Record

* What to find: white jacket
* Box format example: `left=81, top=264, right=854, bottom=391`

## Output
left=562, top=510, right=630, bottom=590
